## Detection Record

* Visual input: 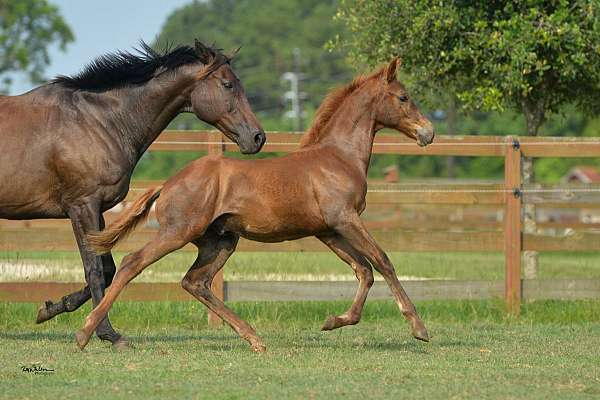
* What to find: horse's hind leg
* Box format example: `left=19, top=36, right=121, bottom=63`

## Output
left=36, top=286, right=90, bottom=324
left=36, top=253, right=115, bottom=323
left=36, top=216, right=116, bottom=324
left=75, top=232, right=187, bottom=350
left=181, top=231, right=266, bottom=352
left=318, top=234, right=374, bottom=331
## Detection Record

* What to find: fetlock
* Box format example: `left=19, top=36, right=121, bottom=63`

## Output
left=62, top=295, right=79, bottom=312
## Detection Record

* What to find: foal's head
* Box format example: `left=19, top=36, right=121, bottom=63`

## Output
left=187, top=41, right=265, bottom=154
left=373, top=59, right=434, bottom=146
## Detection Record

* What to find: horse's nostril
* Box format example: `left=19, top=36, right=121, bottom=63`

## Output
left=254, top=132, right=265, bottom=145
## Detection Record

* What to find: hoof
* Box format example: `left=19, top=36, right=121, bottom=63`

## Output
left=252, top=344, right=267, bottom=353
left=35, top=301, right=54, bottom=324
left=251, top=342, right=267, bottom=353
left=75, top=330, right=90, bottom=351
left=112, top=336, right=132, bottom=351
left=321, top=315, right=338, bottom=331
left=412, top=327, right=430, bottom=342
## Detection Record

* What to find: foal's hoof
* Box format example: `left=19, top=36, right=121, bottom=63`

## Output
left=321, top=315, right=339, bottom=331
left=75, top=330, right=91, bottom=351
left=252, top=343, right=267, bottom=353
left=412, top=327, right=430, bottom=342
left=35, top=301, right=53, bottom=324
left=112, top=336, right=132, bottom=351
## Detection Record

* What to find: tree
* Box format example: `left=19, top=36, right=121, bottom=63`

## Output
left=156, top=0, right=352, bottom=129
left=334, top=0, right=600, bottom=278
left=0, top=0, right=73, bottom=91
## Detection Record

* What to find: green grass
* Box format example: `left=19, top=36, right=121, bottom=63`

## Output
left=1, top=300, right=600, bottom=399
left=2, top=250, right=600, bottom=282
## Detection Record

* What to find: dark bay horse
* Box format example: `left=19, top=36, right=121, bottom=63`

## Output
left=79, top=58, right=435, bottom=351
left=0, top=40, right=265, bottom=347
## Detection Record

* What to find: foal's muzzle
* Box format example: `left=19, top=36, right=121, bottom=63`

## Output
left=416, top=127, right=435, bottom=147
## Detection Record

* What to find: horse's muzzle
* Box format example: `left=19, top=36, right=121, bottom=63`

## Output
left=239, top=129, right=266, bottom=154
left=416, top=127, right=435, bottom=147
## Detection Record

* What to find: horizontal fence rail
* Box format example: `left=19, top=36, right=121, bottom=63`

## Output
left=2, top=280, right=599, bottom=303
left=1, top=131, right=600, bottom=319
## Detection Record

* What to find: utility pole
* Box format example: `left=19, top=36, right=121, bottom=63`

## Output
left=282, top=48, right=306, bottom=132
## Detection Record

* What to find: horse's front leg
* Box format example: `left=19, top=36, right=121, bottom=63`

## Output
left=68, top=203, right=128, bottom=347
left=318, top=234, right=374, bottom=331
left=334, top=213, right=430, bottom=342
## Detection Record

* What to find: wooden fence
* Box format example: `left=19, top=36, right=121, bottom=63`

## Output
left=1, top=131, right=600, bottom=320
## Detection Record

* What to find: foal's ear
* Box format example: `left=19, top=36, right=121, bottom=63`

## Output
left=384, top=57, right=401, bottom=83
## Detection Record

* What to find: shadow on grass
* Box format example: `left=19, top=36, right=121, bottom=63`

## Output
left=0, top=331, right=74, bottom=342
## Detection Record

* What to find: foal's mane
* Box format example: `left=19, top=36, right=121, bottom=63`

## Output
left=300, top=66, right=386, bottom=146
left=52, top=41, right=226, bottom=92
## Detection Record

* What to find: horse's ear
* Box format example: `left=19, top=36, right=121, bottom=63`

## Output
left=194, top=39, right=213, bottom=64
left=226, top=46, right=241, bottom=61
left=384, top=57, right=401, bottom=83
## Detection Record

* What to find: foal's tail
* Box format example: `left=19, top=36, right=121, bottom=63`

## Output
left=86, top=186, right=163, bottom=254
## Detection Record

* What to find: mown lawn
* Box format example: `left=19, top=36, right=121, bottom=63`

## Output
left=1, top=300, right=600, bottom=399
left=2, top=250, right=600, bottom=282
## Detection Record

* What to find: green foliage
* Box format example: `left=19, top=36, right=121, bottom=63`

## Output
left=334, top=1, right=600, bottom=135
left=0, top=0, right=73, bottom=91
left=146, top=1, right=600, bottom=183
left=156, top=0, right=352, bottom=122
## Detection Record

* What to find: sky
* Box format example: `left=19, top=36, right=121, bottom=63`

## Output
left=9, top=0, right=191, bottom=95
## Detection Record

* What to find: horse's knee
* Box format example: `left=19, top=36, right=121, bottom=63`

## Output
left=355, top=268, right=374, bottom=287
left=181, top=276, right=210, bottom=296
left=181, top=276, right=196, bottom=293
left=117, top=252, right=143, bottom=275
left=371, top=252, right=396, bottom=276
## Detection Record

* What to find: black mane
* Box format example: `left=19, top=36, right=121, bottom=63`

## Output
left=52, top=41, right=213, bottom=92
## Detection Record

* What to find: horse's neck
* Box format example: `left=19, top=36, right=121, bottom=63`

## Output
left=107, top=74, right=192, bottom=161
left=304, top=91, right=378, bottom=175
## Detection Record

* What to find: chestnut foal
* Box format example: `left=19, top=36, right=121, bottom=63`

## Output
left=78, top=59, right=435, bottom=351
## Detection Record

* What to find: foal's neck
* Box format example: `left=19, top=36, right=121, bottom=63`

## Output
left=302, top=87, right=379, bottom=175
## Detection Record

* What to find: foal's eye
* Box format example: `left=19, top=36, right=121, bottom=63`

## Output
left=222, top=81, right=234, bottom=89
left=398, top=95, right=409, bottom=102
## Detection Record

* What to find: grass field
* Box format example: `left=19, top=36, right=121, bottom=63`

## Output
left=2, top=250, right=600, bottom=282
left=1, top=300, right=600, bottom=399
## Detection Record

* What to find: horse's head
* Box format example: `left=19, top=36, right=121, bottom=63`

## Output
left=374, top=58, right=434, bottom=147
left=187, top=41, right=265, bottom=154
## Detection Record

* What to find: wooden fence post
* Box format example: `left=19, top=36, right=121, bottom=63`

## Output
left=504, top=136, right=522, bottom=316
left=208, top=132, right=225, bottom=327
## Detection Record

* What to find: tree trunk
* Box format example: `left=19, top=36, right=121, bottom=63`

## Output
left=521, top=98, right=545, bottom=280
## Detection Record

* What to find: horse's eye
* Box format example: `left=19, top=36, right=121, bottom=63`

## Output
left=398, top=95, right=408, bottom=102
left=222, top=81, right=233, bottom=89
